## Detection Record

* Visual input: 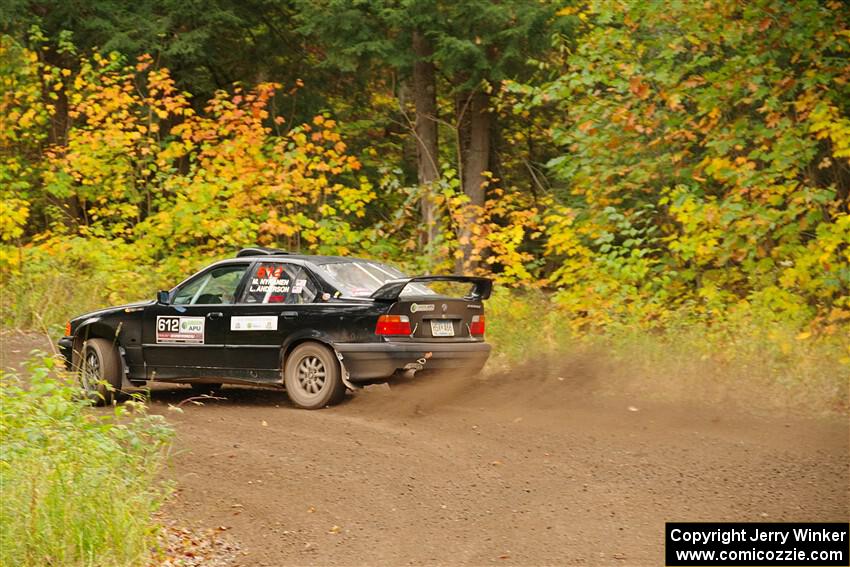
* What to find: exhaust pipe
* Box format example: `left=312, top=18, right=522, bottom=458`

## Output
left=402, top=352, right=432, bottom=376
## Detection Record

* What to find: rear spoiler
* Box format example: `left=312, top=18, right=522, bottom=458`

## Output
left=370, top=275, right=493, bottom=302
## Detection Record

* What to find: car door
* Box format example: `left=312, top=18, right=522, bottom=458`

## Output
left=225, top=261, right=323, bottom=377
left=143, top=263, right=250, bottom=380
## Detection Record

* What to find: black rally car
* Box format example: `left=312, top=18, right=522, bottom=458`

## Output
left=58, top=248, right=492, bottom=409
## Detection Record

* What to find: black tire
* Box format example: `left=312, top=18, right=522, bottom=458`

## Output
left=284, top=342, right=345, bottom=409
left=76, top=338, right=123, bottom=406
left=190, top=383, right=222, bottom=396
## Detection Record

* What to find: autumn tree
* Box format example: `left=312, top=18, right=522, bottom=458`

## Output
left=297, top=0, right=556, bottom=266
left=428, top=0, right=554, bottom=268
left=295, top=0, right=444, bottom=251
left=535, top=0, right=850, bottom=325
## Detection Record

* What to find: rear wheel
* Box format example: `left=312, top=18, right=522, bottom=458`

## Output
left=284, top=342, right=345, bottom=409
left=76, top=338, right=123, bottom=405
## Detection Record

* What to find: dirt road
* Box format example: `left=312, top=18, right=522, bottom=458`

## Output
left=2, top=332, right=848, bottom=566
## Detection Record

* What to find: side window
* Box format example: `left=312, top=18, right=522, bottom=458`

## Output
left=242, top=263, right=294, bottom=304
left=241, top=263, right=319, bottom=304
left=287, top=267, right=318, bottom=304
left=172, top=264, right=248, bottom=305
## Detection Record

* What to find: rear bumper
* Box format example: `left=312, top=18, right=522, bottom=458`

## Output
left=334, top=340, right=491, bottom=381
left=58, top=336, right=74, bottom=369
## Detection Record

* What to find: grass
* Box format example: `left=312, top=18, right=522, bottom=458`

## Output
left=597, top=322, right=849, bottom=416
left=0, top=355, right=173, bottom=566
left=0, top=238, right=166, bottom=336
left=485, top=287, right=850, bottom=416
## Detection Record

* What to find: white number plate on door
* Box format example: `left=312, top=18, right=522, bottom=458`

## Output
left=430, top=320, right=455, bottom=337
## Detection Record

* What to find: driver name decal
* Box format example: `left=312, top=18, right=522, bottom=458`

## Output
left=248, top=278, right=290, bottom=294
left=156, top=316, right=205, bottom=344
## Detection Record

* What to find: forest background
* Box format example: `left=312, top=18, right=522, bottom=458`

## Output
left=1, top=0, right=848, bottom=411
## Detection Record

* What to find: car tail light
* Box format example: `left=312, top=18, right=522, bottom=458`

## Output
left=470, top=315, right=485, bottom=336
left=65, top=321, right=72, bottom=336
left=375, top=314, right=412, bottom=336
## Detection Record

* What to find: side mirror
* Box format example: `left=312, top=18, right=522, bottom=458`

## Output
left=156, top=290, right=170, bottom=305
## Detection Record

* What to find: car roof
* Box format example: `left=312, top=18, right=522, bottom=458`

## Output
left=230, top=247, right=389, bottom=265
left=206, top=254, right=380, bottom=268
left=215, top=254, right=374, bottom=266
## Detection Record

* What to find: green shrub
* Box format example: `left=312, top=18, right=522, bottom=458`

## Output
left=485, top=286, right=573, bottom=367
left=0, top=355, right=173, bottom=566
left=0, top=238, right=171, bottom=333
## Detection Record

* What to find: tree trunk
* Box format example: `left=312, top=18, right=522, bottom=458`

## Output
left=412, top=31, right=440, bottom=252
left=41, top=49, right=83, bottom=227
left=463, top=89, right=489, bottom=208
left=457, top=88, right=490, bottom=271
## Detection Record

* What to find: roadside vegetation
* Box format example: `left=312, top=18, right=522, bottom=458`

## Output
left=1, top=0, right=848, bottom=406
left=0, top=355, right=173, bottom=566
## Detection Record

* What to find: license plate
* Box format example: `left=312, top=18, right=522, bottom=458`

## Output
left=430, top=320, right=455, bottom=337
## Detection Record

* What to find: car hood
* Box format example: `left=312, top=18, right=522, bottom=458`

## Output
left=71, top=300, right=154, bottom=323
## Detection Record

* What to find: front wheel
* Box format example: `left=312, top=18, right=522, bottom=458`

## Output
left=76, top=338, right=123, bottom=405
left=284, top=342, right=346, bottom=409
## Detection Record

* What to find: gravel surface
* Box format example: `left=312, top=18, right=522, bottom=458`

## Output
left=2, top=330, right=848, bottom=566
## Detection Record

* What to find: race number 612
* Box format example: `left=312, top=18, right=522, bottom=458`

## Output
left=157, top=317, right=179, bottom=332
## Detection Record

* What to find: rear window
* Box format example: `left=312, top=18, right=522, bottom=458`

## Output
left=317, top=261, right=436, bottom=298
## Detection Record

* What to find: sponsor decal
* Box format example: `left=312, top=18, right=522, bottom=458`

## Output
left=292, top=279, right=307, bottom=294
left=410, top=303, right=435, bottom=313
left=231, top=315, right=278, bottom=331
left=156, top=316, right=205, bottom=344
left=257, top=265, right=284, bottom=278
left=466, top=304, right=482, bottom=309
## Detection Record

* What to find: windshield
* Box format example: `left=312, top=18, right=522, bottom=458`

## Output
left=317, top=261, right=437, bottom=298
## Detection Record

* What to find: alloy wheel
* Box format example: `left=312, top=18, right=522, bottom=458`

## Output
left=81, top=349, right=100, bottom=393
left=296, top=355, right=327, bottom=395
